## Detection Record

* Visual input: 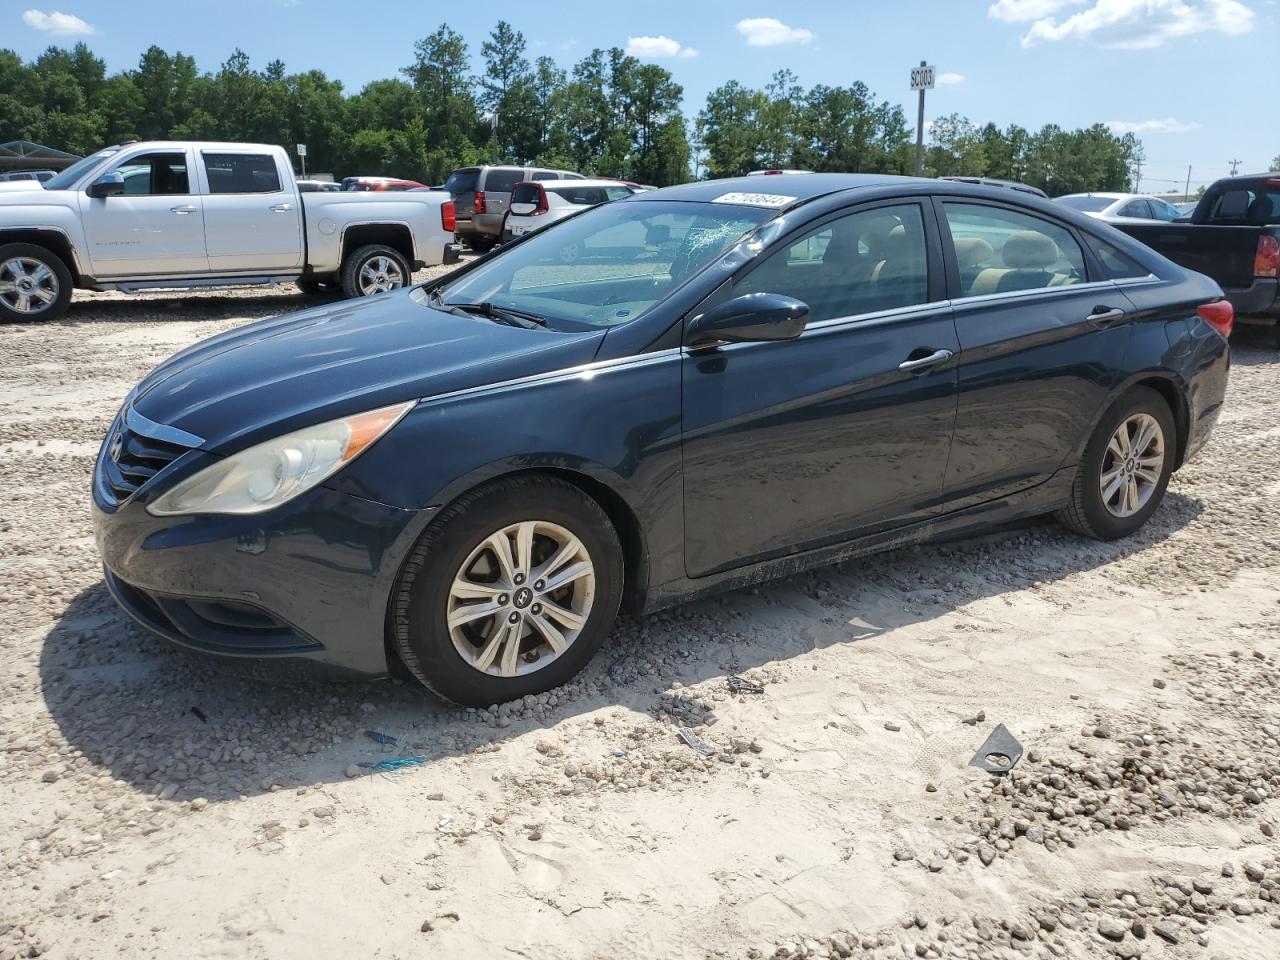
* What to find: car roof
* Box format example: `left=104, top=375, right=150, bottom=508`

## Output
left=539, top=178, right=635, bottom=189
left=1060, top=192, right=1132, bottom=201
left=638, top=173, right=911, bottom=206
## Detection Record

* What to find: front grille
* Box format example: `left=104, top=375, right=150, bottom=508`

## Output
left=99, top=406, right=200, bottom=505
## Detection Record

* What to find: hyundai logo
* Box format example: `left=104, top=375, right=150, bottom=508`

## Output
left=109, top=431, right=124, bottom=462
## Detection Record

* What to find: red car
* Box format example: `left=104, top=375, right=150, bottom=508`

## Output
left=340, top=176, right=427, bottom=192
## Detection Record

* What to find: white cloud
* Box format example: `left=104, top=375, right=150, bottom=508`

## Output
left=625, top=35, right=698, bottom=59
left=938, top=72, right=966, bottom=84
left=735, top=18, right=815, bottom=47
left=1017, top=0, right=1255, bottom=49
left=21, top=9, right=95, bottom=36
left=988, top=0, right=1083, bottom=21
left=1105, top=117, right=1203, bottom=133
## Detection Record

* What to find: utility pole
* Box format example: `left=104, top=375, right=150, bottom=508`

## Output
left=1229, top=159, right=1242, bottom=177
left=1184, top=165, right=1192, bottom=202
left=910, top=61, right=935, bottom=177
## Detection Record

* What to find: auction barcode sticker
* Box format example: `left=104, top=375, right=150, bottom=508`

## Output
left=711, top=192, right=795, bottom=208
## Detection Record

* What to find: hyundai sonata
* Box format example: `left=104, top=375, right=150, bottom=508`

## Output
left=93, top=175, right=1230, bottom=705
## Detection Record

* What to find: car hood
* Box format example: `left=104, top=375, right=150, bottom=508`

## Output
left=130, top=288, right=606, bottom=453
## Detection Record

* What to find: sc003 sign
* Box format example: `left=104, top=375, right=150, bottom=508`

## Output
left=910, top=65, right=935, bottom=91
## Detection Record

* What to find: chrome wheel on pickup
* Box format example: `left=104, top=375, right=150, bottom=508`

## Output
left=0, top=244, right=72, bottom=323
left=339, top=243, right=411, bottom=299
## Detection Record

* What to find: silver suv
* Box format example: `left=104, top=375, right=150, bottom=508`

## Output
left=446, top=165, right=584, bottom=250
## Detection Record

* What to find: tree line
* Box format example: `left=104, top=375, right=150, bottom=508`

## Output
left=2, top=26, right=1144, bottom=193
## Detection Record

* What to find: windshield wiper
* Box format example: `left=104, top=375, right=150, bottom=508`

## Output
left=438, top=298, right=546, bottom=329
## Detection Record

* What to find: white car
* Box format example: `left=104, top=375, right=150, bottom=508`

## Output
left=1055, top=192, right=1183, bottom=223
left=501, top=179, right=641, bottom=241
left=0, top=141, right=459, bottom=322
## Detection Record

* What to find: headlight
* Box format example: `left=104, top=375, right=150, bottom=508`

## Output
left=146, top=401, right=413, bottom=517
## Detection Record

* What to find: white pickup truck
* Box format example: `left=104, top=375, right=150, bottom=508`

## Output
left=0, top=141, right=461, bottom=323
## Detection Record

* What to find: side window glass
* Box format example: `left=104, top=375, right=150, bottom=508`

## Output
left=737, top=203, right=930, bottom=322
left=1153, top=200, right=1177, bottom=221
left=203, top=154, right=282, bottom=194
left=114, top=152, right=189, bottom=196
left=1083, top=235, right=1151, bottom=280
left=943, top=202, right=1086, bottom=297
left=532, top=171, right=560, bottom=181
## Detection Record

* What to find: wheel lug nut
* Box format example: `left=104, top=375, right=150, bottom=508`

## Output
left=508, top=612, right=519, bottom=624
left=498, top=594, right=509, bottom=605
left=531, top=603, right=542, bottom=615
left=514, top=573, right=525, bottom=585
left=534, top=579, right=545, bottom=590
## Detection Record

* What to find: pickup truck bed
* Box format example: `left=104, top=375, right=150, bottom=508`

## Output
left=1113, top=174, right=1280, bottom=339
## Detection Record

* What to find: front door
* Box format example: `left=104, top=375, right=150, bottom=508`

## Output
left=681, top=200, right=960, bottom=578
left=81, top=149, right=209, bottom=277
left=198, top=151, right=302, bottom=272
left=936, top=199, right=1134, bottom=509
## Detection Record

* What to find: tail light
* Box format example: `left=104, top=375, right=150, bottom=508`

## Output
left=1255, top=234, right=1279, bottom=278
left=532, top=184, right=548, bottom=215
left=440, top=200, right=456, bottom=233
left=474, top=190, right=486, bottom=214
left=1197, top=300, right=1234, bottom=338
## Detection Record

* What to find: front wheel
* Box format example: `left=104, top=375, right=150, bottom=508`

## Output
left=339, top=244, right=411, bottom=299
left=1057, top=386, right=1176, bottom=540
left=0, top=243, right=73, bottom=323
left=391, top=476, right=624, bottom=706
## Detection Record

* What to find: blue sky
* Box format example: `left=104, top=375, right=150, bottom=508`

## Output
left=10, top=1, right=1278, bottom=191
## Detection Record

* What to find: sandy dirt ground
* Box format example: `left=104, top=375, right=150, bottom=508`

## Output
left=1, top=275, right=1278, bottom=960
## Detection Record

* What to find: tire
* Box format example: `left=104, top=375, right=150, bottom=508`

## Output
left=339, top=244, right=411, bottom=299
left=1056, top=386, right=1176, bottom=540
left=0, top=243, right=73, bottom=323
left=391, top=475, right=624, bottom=706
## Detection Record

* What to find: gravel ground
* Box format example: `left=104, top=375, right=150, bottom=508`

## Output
left=1, top=279, right=1278, bottom=960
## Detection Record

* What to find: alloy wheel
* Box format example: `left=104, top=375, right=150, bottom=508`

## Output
left=357, top=255, right=405, bottom=295
left=0, top=256, right=58, bottom=315
left=446, top=520, right=596, bottom=678
left=1099, top=412, right=1165, bottom=518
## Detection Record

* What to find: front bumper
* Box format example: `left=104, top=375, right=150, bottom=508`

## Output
left=93, top=445, right=433, bottom=678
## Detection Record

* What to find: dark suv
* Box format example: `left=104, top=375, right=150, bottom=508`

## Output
left=446, top=165, right=584, bottom=250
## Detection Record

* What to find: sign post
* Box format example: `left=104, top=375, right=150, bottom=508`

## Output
left=296, top=143, right=308, bottom=178
left=910, top=62, right=935, bottom=177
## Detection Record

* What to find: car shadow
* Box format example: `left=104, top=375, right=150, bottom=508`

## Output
left=1229, top=324, right=1278, bottom=365
left=39, top=492, right=1204, bottom=805
left=57, top=290, right=342, bottom=325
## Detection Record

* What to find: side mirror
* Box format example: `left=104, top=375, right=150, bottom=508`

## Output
left=686, top=292, right=809, bottom=348
left=88, top=172, right=125, bottom=198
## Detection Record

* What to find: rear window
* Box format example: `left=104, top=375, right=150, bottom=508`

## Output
left=1084, top=236, right=1151, bottom=280
left=445, top=168, right=479, bottom=194
left=1056, top=196, right=1112, bottom=213
left=1205, top=185, right=1280, bottom=225
left=203, top=153, right=281, bottom=194
left=481, top=169, right=525, bottom=194
left=511, top=182, right=542, bottom=205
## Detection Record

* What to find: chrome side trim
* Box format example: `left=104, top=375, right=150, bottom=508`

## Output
left=415, top=349, right=684, bottom=408
left=949, top=279, right=1115, bottom=309
left=124, top=404, right=206, bottom=449
left=1113, top=274, right=1162, bottom=287
left=804, top=299, right=955, bottom=333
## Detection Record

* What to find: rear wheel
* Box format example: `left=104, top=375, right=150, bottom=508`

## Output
left=0, top=243, right=72, bottom=323
left=1057, top=386, right=1176, bottom=540
left=339, top=244, right=410, bottom=299
left=391, top=475, right=623, bottom=706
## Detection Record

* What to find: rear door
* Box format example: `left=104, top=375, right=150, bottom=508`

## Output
left=479, top=168, right=525, bottom=219
left=680, top=199, right=960, bottom=578
left=197, top=150, right=302, bottom=272
left=80, top=148, right=209, bottom=277
left=936, top=199, right=1133, bottom=510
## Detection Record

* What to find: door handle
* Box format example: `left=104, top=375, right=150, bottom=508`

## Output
left=170, top=204, right=197, bottom=215
left=1086, top=306, right=1126, bottom=326
left=898, top=348, right=954, bottom=372
left=269, top=203, right=292, bottom=213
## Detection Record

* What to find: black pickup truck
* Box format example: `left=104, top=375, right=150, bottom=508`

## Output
left=1113, top=174, right=1280, bottom=342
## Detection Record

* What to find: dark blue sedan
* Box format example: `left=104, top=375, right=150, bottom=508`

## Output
left=92, top=174, right=1231, bottom=705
